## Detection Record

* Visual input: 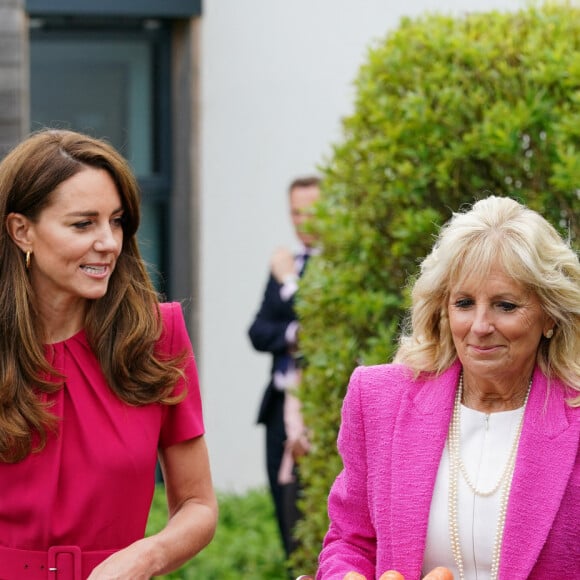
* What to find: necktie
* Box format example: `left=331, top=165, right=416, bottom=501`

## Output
left=298, top=252, right=310, bottom=277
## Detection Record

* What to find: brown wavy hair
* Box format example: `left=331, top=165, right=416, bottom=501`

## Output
left=0, top=129, right=186, bottom=463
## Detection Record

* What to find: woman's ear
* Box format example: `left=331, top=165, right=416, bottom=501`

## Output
left=6, top=212, right=33, bottom=252
left=542, top=316, right=556, bottom=339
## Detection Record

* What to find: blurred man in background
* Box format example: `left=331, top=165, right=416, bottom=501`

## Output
left=248, top=176, right=320, bottom=557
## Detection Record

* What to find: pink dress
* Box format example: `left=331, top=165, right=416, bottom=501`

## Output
left=0, top=302, right=204, bottom=554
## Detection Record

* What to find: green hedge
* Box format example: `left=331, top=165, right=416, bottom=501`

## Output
left=292, top=3, right=579, bottom=573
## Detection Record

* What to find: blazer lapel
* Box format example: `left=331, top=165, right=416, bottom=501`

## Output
left=500, top=369, right=580, bottom=579
left=388, top=363, right=460, bottom=579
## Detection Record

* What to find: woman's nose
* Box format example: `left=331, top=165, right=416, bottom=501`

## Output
left=94, top=225, right=119, bottom=252
left=471, top=306, right=495, bottom=334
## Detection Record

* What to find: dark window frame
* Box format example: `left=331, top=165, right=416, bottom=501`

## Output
left=26, top=0, right=201, bottom=18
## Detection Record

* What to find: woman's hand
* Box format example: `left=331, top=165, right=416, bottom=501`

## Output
left=379, top=573, right=405, bottom=580
left=87, top=538, right=157, bottom=579
left=423, top=567, right=453, bottom=580
left=342, top=567, right=453, bottom=580
left=342, top=571, right=403, bottom=580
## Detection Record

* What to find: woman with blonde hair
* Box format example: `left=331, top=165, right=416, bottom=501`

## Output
left=317, top=196, right=579, bottom=579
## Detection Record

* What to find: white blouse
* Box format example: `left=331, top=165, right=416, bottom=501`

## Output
left=422, top=405, right=525, bottom=579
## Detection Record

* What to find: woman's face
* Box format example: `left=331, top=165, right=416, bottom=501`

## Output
left=23, top=167, right=124, bottom=308
left=447, top=263, right=552, bottom=385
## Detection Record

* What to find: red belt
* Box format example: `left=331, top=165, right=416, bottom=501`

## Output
left=0, top=545, right=115, bottom=580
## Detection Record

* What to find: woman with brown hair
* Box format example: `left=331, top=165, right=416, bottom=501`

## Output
left=0, top=129, right=217, bottom=578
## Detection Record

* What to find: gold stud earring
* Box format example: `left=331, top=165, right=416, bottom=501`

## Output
left=25, top=251, right=31, bottom=270
left=544, top=328, right=554, bottom=339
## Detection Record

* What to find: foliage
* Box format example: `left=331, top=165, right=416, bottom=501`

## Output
left=146, top=485, right=287, bottom=579
left=291, top=3, right=579, bottom=573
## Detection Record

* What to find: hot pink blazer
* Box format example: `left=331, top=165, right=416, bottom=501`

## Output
left=317, top=361, right=580, bottom=579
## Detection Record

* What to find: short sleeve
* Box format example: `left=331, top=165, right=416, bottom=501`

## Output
left=157, top=302, right=205, bottom=448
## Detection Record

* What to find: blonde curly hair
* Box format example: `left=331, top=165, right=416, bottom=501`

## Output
left=395, top=195, right=580, bottom=405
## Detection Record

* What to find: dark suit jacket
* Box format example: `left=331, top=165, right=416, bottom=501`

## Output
left=248, top=272, right=297, bottom=424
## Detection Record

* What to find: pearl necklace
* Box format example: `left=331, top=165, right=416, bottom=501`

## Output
left=447, top=373, right=532, bottom=580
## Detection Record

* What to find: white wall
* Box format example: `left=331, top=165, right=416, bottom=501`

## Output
left=199, top=0, right=525, bottom=492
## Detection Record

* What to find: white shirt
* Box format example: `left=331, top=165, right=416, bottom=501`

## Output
left=422, top=405, right=524, bottom=579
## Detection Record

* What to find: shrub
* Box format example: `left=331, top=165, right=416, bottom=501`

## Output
left=147, top=486, right=286, bottom=579
left=292, top=3, right=579, bottom=573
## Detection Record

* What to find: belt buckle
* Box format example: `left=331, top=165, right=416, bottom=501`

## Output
left=47, top=546, right=82, bottom=579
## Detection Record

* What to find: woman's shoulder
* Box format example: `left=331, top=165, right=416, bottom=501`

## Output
left=158, top=301, right=188, bottom=328
left=159, top=301, right=183, bottom=318
left=349, top=361, right=459, bottom=403
left=157, top=302, right=190, bottom=352
left=351, top=362, right=453, bottom=387
left=348, top=363, right=418, bottom=402
left=353, top=362, right=414, bottom=385
left=531, top=368, right=580, bottom=425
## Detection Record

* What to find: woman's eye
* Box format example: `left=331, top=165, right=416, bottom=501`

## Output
left=112, top=216, right=124, bottom=227
left=498, top=301, right=517, bottom=312
left=454, top=298, right=473, bottom=309
left=73, top=220, right=92, bottom=230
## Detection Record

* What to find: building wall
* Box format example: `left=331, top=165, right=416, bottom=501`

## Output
left=0, top=0, right=27, bottom=156
left=199, top=0, right=525, bottom=492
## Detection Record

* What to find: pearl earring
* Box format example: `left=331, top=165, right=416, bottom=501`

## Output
left=544, top=328, right=554, bottom=339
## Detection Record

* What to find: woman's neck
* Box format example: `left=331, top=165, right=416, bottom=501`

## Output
left=37, top=300, right=87, bottom=344
left=461, top=374, right=533, bottom=413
